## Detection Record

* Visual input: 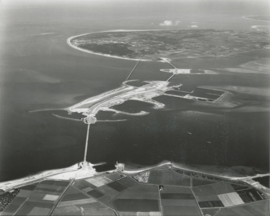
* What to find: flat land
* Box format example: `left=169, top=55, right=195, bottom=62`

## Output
left=70, top=30, right=270, bottom=60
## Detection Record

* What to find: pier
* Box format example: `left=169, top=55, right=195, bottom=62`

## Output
left=126, top=59, right=140, bottom=81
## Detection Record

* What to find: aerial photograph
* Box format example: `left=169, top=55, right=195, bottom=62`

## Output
left=0, top=0, right=269, bottom=215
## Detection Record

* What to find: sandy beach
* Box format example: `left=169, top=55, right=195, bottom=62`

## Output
left=66, top=29, right=170, bottom=62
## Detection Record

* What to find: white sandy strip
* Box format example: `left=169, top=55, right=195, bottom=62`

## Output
left=67, top=29, right=170, bottom=62
left=123, top=161, right=270, bottom=185
left=0, top=164, right=80, bottom=191
left=122, top=161, right=172, bottom=174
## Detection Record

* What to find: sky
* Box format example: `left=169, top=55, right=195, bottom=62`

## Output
left=1, top=0, right=269, bottom=4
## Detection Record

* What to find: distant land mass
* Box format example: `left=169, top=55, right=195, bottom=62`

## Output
left=245, top=15, right=270, bottom=22
left=69, top=29, right=270, bottom=60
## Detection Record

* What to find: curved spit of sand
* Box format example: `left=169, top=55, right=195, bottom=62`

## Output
left=67, top=29, right=168, bottom=62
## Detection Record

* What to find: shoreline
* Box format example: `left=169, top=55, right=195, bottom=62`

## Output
left=1, top=160, right=268, bottom=192
left=67, top=28, right=269, bottom=63
left=67, top=29, right=168, bottom=62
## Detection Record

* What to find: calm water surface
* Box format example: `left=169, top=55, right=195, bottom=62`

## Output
left=0, top=0, right=269, bottom=181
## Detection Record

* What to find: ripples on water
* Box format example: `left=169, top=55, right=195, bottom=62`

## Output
left=0, top=0, right=269, bottom=181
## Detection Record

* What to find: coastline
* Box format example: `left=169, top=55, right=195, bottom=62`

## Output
left=66, top=29, right=172, bottom=62
left=67, top=28, right=270, bottom=63
left=1, top=160, right=268, bottom=193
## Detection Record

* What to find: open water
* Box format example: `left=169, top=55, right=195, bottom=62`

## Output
left=0, top=0, right=269, bottom=181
